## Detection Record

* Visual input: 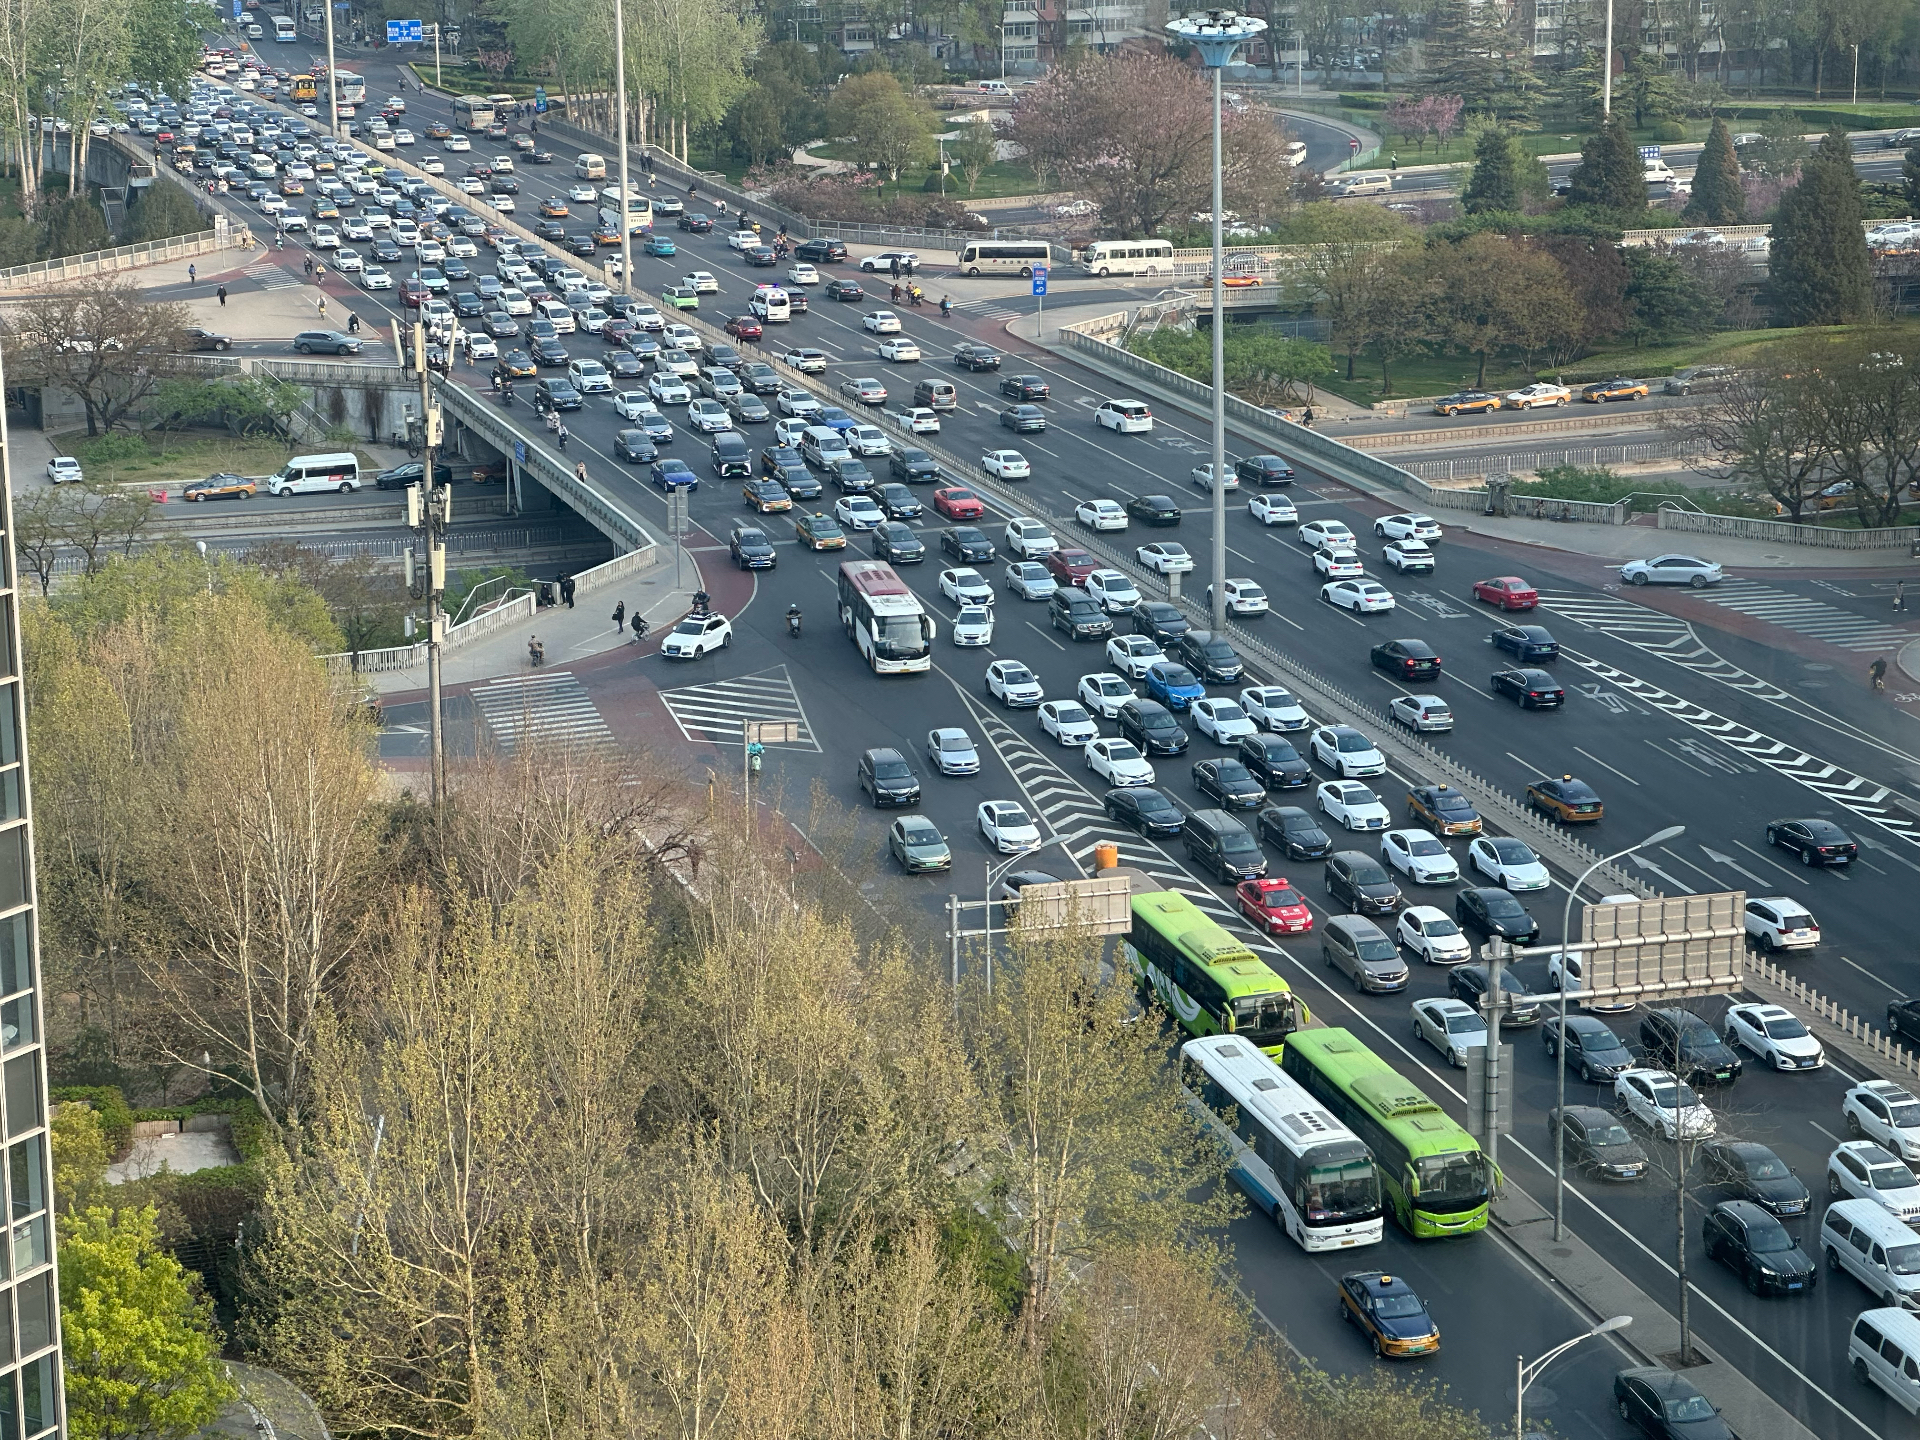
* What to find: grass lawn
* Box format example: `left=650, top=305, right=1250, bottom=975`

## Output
left=407, top=62, right=542, bottom=101
left=802, top=140, right=1047, bottom=199
left=53, top=431, right=371, bottom=487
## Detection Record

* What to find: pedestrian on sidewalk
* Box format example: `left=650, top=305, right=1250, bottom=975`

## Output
left=217, top=284, right=228, bottom=306
left=1897, top=579, right=1908, bottom=612
left=1302, top=407, right=1315, bottom=428
left=1389, top=154, right=1399, bottom=171
left=188, top=262, right=198, bottom=285
left=559, top=574, right=575, bottom=607
left=889, top=256, right=900, bottom=281
left=612, top=599, right=625, bottom=633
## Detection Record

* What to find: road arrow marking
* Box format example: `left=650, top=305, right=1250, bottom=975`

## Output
left=1700, top=845, right=1768, bottom=887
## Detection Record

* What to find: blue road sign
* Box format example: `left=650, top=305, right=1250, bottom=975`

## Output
left=1639, top=144, right=1661, bottom=160
left=231, top=0, right=241, bottom=17
left=513, top=439, right=527, bottom=464
left=534, top=85, right=548, bottom=114
left=1032, top=264, right=1048, bottom=297
left=386, top=18, right=423, bottom=42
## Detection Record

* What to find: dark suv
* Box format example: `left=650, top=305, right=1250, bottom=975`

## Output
left=1237, top=735, right=1310, bottom=790
left=857, top=747, right=921, bottom=808
left=1049, top=588, right=1112, bottom=641
left=1325, top=851, right=1402, bottom=915
left=1118, top=698, right=1188, bottom=755
left=1640, top=1008, right=1743, bottom=1085
left=1171, top=630, right=1244, bottom=683
left=795, top=238, right=848, bottom=263
left=1447, top=963, right=1542, bottom=1024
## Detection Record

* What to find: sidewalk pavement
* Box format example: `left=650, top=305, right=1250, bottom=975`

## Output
left=362, top=541, right=699, bottom=696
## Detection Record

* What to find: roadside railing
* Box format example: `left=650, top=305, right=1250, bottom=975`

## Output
left=0, top=228, right=245, bottom=292
left=1655, top=506, right=1920, bottom=550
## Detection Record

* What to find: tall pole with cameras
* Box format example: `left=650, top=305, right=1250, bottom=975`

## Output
left=405, top=319, right=448, bottom=815
left=613, top=0, right=635, bottom=303
left=1165, top=10, right=1264, bottom=634
left=1552, top=824, right=1685, bottom=1240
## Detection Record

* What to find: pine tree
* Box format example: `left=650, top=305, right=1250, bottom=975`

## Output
left=1566, top=113, right=1645, bottom=214
left=1423, top=0, right=1507, bottom=113
left=1770, top=126, right=1872, bottom=325
left=1683, top=119, right=1746, bottom=225
left=1904, top=142, right=1920, bottom=213
left=1462, top=128, right=1521, bottom=213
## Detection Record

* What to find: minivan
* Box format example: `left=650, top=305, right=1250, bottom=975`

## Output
left=976, top=79, right=1013, bottom=97
left=534, top=299, right=576, bottom=333
left=1333, top=171, right=1392, bottom=197
left=1321, top=914, right=1407, bottom=993
left=267, top=451, right=360, bottom=496
left=574, top=152, right=607, bottom=180
left=1822, top=1199, right=1920, bottom=1310
left=710, top=433, right=751, bottom=478
left=1324, top=851, right=1401, bottom=915
left=1182, top=808, right=1266, bottom=883
left=1849, top=1308, right=1920, bottom=1414
left=914, top=379, right=959, bottom=412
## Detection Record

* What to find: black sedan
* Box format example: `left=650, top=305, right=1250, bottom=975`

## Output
left=1237, top=735, right=1310, bottom=790
left=567, top=233, right=598, bottom=256
left=1490, top=623, right=1559, bottom=660
left=1639, top=1008, right=1742, bottom=1085
left=1104, top=786, right=1186, bottom=838
left=1702, top=1200, right=1816, bottom=1296
left=531, top=337, right=569, bottom=365
left=1171, top=630, right=1243, bottom=684
left=941, top=527, right=995, bottom=563
left=1259, top=804, right=1333, bottom=859
left=1613, top=1369, right=1734, bottom=1440
left=1131, top=601, right=1191, bottom=645
left=745, top=245, right=778, bottom=266
left=1370, top=638, right=1442, bottom=680
left=677, top=212, right=714, bottom=232
left=1126, top=493, right=1182, bottom=526
left=1193, top=758, right=1265, bottom=810
left=1700, top=1140, right=1810, bottom=1217
left=877, top=483, right=922, bottom=520
left=1000, top=374, right=1050, bottom=401
left=1446, top=962, right=1541, bottom=1022
left=1000, top=404, right=1047, bottom=433
left=608, top=352, right=645, bottom=381
left=1490, top=667, right=1565, bottom=708
left=890, top=448, right=940, bottom=483
left=614, top=429, right=656, bottom=463
left=1453, top=887, right=1540, bottom=944
left=729, top=526, right=777, bottom=569
left=1549, top=1105, right=1648, bottom=1181
left=371, top=239, right=403, bottom=262
left=1766, top=817, right=1858, bottom=866
left=485, top=312, right=521, bottom=338
left=825, top=277, right=865, bottom=301
left=534, top=218, right=568, bottom=241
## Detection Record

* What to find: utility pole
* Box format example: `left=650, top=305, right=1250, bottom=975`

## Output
left=613, top=0, right=634, bottom=304
left=322, top=0, right=339, bottom=140
left=1484, top=942, right=1505, bottom=1173
left=404, top=319, right=448, bottom=813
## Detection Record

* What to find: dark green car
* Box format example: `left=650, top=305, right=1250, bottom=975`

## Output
left=889, top=815, right=951, bottom=873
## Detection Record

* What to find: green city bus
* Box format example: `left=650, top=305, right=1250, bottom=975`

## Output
left=1281, top=1027, right=1495, bottom=1238
left=1124, top=890, right=1309, bottom=1056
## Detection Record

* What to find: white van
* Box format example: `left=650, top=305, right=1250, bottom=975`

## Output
left=574, top=153, right=607, bottom=180
left=975, top=79, right=1012, bottom=97
left=267, top=452, right=360, bottom=497
left=1822, top=1199, right=1920, bottom=1309
left=534, top=299, right=577, bottom=333
left=1644, top=159, right=1676, bottom=185
left=1849, top=1308, right=1920, bottom=1414
left=1333, top=172, right=1392, bottom=198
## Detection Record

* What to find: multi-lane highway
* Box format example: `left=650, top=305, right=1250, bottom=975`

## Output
left=197, top=47, right=1920, bottom=1437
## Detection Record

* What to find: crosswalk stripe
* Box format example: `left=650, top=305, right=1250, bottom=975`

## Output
left=657, top=664, right=822, bottom=750
left=468, top=671, right=613, bottom=754
left=243, top=259, right=304, bottom=291
left=1695, top=579, right=1917, bottom=653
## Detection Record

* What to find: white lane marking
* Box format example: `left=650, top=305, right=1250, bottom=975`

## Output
left=1573, top=745, right=1642, bottom=786
left=1842, top=955, right=1902, bottom=994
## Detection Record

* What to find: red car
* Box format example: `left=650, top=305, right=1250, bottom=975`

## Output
left=725, top=314, right=764, bottom=340
left=1472, top=576, right=1538, bottom=610
left=1045, top=547, right=1099, bottom=584
left=933, top=486, right=985, bottom=520
left=1236, top=878, right=1314, bottom=934
left=400, top=278, right=428, bottom=307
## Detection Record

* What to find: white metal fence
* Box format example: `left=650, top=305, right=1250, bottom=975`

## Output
left=0, top=228, right=244, bottom=291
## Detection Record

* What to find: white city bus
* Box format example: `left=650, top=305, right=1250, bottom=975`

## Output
left=1079, top=238, right=1174, bottom=276
left=956, top=240, right=1052, bottom=277
left=452, top=94, right=495, bottom=131
left=837, top=560, right=935, bottom=673
left=273, top=14, right=297, bottom=40
left=1180, top=1034, right=1385, bottom=1253
left=332, top=70, right=366, bottom=106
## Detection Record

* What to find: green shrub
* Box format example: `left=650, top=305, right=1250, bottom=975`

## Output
left=79, top=432, right=150, bottom=465
left=1339, top=92, right=1390, bottom=109
left=51, top=1085, right=133, bottom=1158
left=939, top=1204, right=1022, bottom=1317
left=1651, top=119, right=1686, bottom=143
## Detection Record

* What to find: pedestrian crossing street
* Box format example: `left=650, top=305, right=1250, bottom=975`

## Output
left=468, top=671, right=612, bottom=754
left=242, top=258, right=303, bottom=291
left=656, top=665, right=821, bottom=750
left=1695, top=579, right=1918, bottom=654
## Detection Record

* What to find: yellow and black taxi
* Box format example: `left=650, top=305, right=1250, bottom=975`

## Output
left=1527, top=773, right=1605, bottom=824
left=1581, top=376, right=1649, bottom=402
left=181, top=472, right=257, bottom=502
left=1406, top=783, right=1482, bottom=836
left=1338, top=1272, right=1440, bottom=1359
left=743, top=477, right=793, bottom=513
left=498, top=348, right=539, bottom=379
left=795, top=511, right=847, bottom=550
left=1433, top=390, right=1501, bottom=416
left=538, top=197, right=570, bottom=218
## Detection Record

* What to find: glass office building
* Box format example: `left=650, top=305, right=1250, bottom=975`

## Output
left=0, top=355, right=64, bottom=1438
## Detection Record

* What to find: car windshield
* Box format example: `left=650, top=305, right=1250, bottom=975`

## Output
left=1747, top=1224, right=1795, bottom=1253
left=874, top=761, right=911, bottom=780
left=1159, top=666, right=1198, bottom=686
left=1138, top=793, right=1177, bottom=815
left=1003, top=666, right=1034, bottom=685
left=1592, top=1123, right=1634, bottom=1146
left=1663, top=1395, right=1716, bottom=1423
left=671, top=619, right=704, bottom=636
left=1423, top=917, right=1462, bottom=936
left=1763, top=1017, right=1810, bottom=1039
left=1407, top=837, right=1445, bottom=856
left=939, top=736, right=972, bottom=752
left=1371, top=1293, right=1427, bottom=1320
left=1054, top=704, right=1090, bottom=723
left=1300, top=1157, right=1379, bottom=1223
left=1435, top=794, right=1473, bottom=814
left=1357, top=937, right=1397, bottom=962
left=1891, top=1104, right=1920, bottom=1129
left=1871, top=1165, right=1917, bottom=1191
left=1485, top=895, right=1526, bottom=918
left=1650, top=1081, right=1699, bottom=1110
left=1337, top=733, right=1371, bottom=752
left=901, top=820, right=939, bottom=842
left=1212, top=702, right=1246, bottom=720
left=1446, top=1013, right=1484, bottom=1034
left=1492, top=840, right=1532, bottom=861
left=1741, top=1153, right=1789, bottom=1180
left=1889, top=1244, right=1920, bottom=1276
left=1108, top=742, right=1142, bottom=760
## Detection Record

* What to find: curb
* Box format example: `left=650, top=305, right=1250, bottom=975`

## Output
left=1899, top=636, right=1920, bottom=683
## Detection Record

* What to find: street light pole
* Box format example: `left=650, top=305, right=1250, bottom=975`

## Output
left=1602, top=0, right=1615, bottom=115
left=322, top=0, right=340, bottom=140
left=981, top=837, right=1069, bottom=994
left=1516, top=1316, right=1633, bottom=1439
left=1166, top=9, right=1265, bottom=637
left=614, top=0, right=634, bottom=305
left=1553, top=823, right=1685, bottom=1240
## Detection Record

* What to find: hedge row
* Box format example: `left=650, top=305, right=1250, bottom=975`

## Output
left=51, top=1085, right=134, bottom=1157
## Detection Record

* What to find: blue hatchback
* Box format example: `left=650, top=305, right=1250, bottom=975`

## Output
left=644, top=234, right=676, bottom=256
left=1143, top=661, right=1206, bottom=711
left=815, top=405, right=858, bottom=433
left=650, top=458, right=699, bottom=492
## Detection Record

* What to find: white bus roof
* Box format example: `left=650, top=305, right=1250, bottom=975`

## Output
left=1184, top=1035, right=1363, bottom=1157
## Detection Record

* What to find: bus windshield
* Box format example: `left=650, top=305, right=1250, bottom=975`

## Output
left=1229, top=992, right=1299, bottom=1048
left=1301, top=1158, right=1380, bottom=1225
left=871, top=613, right=930, bottom=658
left=1411, top=1151, right=1493, bottom=1213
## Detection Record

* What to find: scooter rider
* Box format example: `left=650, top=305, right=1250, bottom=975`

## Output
left=786, top=603, right=802, bottom=636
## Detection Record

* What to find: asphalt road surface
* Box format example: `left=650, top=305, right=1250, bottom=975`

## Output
left=193, top=49, right=1920, bottom=1437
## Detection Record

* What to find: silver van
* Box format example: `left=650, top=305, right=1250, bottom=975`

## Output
left=267, top=451, right=360, bottom=497
left=1333, top=172, right=1392, bottom=198
left=1849, top=1308, right=1920, bottom=1414
left=574, top=152, right=607, bottom=180
left=1822, top=1199, right=1920, bottom=1309
left=1321, top=914, right=1408, bottom=994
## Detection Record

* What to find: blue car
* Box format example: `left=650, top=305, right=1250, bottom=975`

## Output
left=815, top=405, right=858, bottom=434
left=650, top=458, right=699, bottom=492
left=1489, top=623, right=1559, bottom=661
left=1143, top=661, right=1207, bottom=711
left=644, top=234, right=676, bottom=256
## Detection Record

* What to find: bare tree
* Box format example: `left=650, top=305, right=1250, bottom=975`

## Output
left=1669, top=362, right=1833, bottom=521
left=2, top=277, right=189, bottom=435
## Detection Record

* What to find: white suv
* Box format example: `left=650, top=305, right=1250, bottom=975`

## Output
left=1095, top=398, right=1153, bottom=433
left=1744, top=897, right=1820, bottom=952
left=1847, top=1081, right=1920, bottom=1162
left=1004, top=516, right=1058, bottom=558
left=1829, top=1140, right=1920, bottom=1222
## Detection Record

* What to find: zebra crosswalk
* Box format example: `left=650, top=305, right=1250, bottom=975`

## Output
left=656, top=665, right=821, bottom=750
left=242, top=258, right=303, bottom=291
left=950, top=297, right=1021, bottom=322
left=1534, top=589, right=1692, bottom=641
left=1694, top=579, right=1917, bottom=654
left=468, top=671, right=612, bottom=754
